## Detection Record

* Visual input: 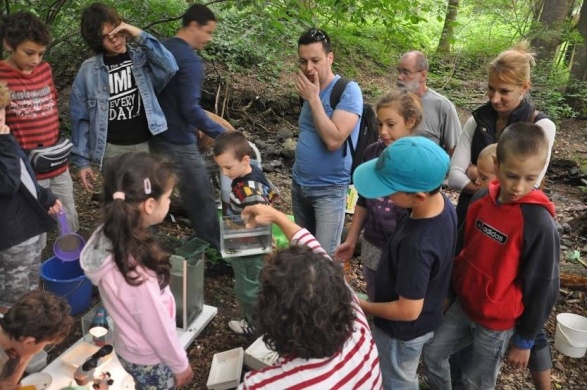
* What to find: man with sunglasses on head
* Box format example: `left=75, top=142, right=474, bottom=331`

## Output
left=293, top=28, right=363, bottom=257
left=70, top=2, right=178, bottom=192
left=396, top=51, right=461, bottom=156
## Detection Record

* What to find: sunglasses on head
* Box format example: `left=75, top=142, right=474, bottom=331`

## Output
left=308, top=29, right=328, bottom=43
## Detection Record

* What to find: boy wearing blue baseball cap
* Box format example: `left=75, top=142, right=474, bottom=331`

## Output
left=353, top=136, right=457, bottom=389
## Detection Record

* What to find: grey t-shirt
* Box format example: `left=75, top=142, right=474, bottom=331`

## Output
left=414, top=88, right=461, bottom=151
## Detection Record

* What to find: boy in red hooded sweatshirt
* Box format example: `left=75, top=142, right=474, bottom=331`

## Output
left=424, top=122, right=560, bottom=390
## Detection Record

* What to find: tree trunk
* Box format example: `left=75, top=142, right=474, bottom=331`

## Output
left=566, top=0, right=587, bottom=115
left=530, top=0, right=573, bottom=61
left=436, top=0, right=459, bottom=54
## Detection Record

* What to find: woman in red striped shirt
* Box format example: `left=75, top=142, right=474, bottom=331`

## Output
left=238, top=204, right=382, bottom=390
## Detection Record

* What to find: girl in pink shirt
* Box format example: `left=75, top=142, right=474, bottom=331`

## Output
left=80, top=152, right=193, bottom=389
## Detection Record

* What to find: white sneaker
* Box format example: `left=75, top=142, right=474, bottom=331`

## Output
left=228, top=319, right=254, bottom=335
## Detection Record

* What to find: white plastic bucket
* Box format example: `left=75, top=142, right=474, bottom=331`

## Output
left=554, top=313, right=587, bottom=358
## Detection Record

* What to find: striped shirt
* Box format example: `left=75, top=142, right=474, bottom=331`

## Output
left=239, top=229, right=382, bottom=390
left=0, top=61, right=65, bottom=179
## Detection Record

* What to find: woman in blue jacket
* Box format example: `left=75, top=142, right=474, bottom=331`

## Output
left=70, top=2, right=178, bottom=191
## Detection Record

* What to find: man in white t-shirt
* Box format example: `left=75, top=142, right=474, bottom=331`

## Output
left=396, top=51, right=461, bottom=156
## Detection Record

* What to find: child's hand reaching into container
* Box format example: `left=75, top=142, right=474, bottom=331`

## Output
left=242, top=205, right=302, bottom=242
left=241, top=204, right=279, bottom=227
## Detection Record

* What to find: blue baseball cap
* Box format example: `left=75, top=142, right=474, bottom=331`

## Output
left=353, top=136, right=450, bottom=198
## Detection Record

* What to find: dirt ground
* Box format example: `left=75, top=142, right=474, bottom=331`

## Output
left=44, top=73, right=587, bottom=389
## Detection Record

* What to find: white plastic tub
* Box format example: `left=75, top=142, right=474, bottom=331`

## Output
left=206, top=347, right=244, bottom=390
left=244, top=336, right=279, bottom=371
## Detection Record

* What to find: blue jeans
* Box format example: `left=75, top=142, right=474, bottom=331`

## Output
left=373, top=326, right=434, bottom=390
left=423, top=300, right=513, bottom=390
left=450, top=328, right=551, bottom=389
left=291, top=181, right=346, bottom=256
left=150, top=139, right=220, bottom=250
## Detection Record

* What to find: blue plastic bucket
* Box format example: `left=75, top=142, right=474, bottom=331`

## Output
left=40, top=256, right=92, bottom=315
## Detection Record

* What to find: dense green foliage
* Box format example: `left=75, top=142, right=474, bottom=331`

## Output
left=6, top=0, right=585, bottom=120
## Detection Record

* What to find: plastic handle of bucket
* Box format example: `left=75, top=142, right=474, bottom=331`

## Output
left=57, top=209, right=72, bottom=235
left=42, top=277, right=86, bottom=299
left=558, top=324, right=587, bottom=347
left=248, top=141, right=262, bottom=165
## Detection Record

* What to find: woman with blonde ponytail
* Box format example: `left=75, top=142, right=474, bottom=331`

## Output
left=449, top=41, right=556, bottom=226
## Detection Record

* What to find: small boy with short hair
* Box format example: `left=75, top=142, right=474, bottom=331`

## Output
left=213, top=132, right=279, bottom=334
left=473, top=143, right=497, bottom=189
left=424, top=122, right=560, bottom=389
left=0, top=291, right=74, bottom=385
left=353, top=136, right=457, bottom=389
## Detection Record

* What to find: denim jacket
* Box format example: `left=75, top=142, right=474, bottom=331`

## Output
left=70, top=31, right=178, bottom=169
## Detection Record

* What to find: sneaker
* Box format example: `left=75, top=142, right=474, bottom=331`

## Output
left=228, top=319, right=254, bottom=335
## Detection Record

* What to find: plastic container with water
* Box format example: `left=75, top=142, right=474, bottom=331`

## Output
left=220, top=215, right=272, bottom=258
left=170, top=236, right=208, bottom=330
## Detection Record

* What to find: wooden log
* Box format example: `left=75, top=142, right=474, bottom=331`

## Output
left=560, top=261, right=587, bottom=290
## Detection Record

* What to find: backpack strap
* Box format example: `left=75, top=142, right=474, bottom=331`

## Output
left=328, top=78, right=354, bottom=157
left=330, top=77, right=350, bottom=110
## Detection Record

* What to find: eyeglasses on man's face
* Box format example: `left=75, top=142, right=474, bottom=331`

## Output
left=396, top=67, right=424, bottom=77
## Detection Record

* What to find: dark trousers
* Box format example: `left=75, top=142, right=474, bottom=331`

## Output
left=150, top=138, right=221, bottom=250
